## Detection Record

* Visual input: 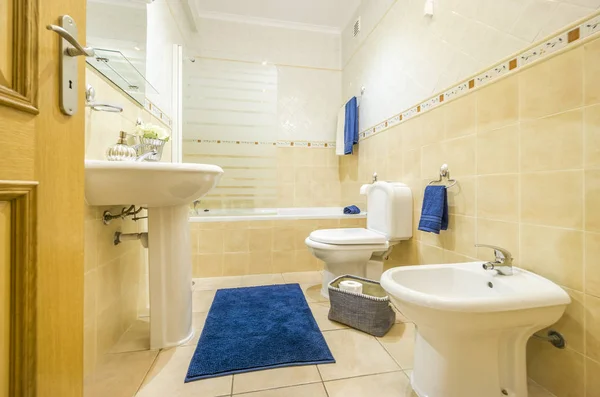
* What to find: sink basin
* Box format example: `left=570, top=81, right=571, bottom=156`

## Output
left=84, top=160, right=223, bottom=350
left=381, top=262, right=570, bottom=397
left=84, top=160, right=223, bottom=207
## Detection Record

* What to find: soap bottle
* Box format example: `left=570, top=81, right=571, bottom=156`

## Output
left=106, top=131, right=137, bottom=161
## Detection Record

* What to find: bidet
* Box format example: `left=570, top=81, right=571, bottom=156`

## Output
left=381, top=262, right=570, bottom=397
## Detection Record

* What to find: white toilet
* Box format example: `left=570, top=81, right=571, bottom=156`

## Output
left=305, top=181, right=413, bottom=298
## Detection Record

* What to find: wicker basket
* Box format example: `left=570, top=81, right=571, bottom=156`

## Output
left=328, top=275, right=396, bottom=337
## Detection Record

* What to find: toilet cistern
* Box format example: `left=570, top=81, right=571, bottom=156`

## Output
left=476, top=244, right=513, bottom=276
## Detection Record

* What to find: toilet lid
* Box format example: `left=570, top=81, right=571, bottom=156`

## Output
left=309, top=228, right=387, bottom=245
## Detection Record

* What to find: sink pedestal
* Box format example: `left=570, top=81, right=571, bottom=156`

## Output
left=148, top=205, right=194, bottom=349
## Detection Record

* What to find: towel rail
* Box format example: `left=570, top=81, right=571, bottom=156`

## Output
left=428, top=164, right=457, bottom=189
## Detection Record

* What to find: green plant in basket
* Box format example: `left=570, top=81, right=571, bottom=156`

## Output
left=135, top=123, right=170, bottom=142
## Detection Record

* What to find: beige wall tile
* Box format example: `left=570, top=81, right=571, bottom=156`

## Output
left=249, top=228, right=272, bottom=252
left=520, top=47, right=583, bottom=120
left=223, top=253, right=250, bottom=276
left=586, top=233, right=600, bottom=298
left=421, top=142, right=446, bottom=180
left=584, top=104, right=600, bottom=169
left=520, top=109, right=583, bottom=172
left=477, top=75, right=519, bottom=132
left=476, top=219, right=519, bottom=263
left=402, top=118, right=422, bottom=151
left=193, top=254, right=223, bottom=278
left=586, top=170, right=600, bottom=232
left=444, top=94, right=477, bottom=139
left=198, top=229, right=224, bottom=254
left=249, top=252, right=274, bottom=275
left=273, top=251, right=296, bottom=273
left=584, top=38, right=600, bottom=105
left=420, top=108, right=445, bottom=146
left=273, top=226, right=296, bottom=251
left=520, top=224, right=584, bottom=291
left=447, top=177, right=476, bottom=217
left=477, top=175, right=519, bottom=222
left=587, top=358, right=600, bottom=397
left=587, top=294, right=600, bottom=362
left=521, top=171, right=583, bottom=229
left=550, top=288, right=585, bottom=354
left=440, top=215, right=476, bottom=257
left=402, top=149, right=420, bottom=183
left=417, top=242, right=444, bottom=264
left=477, top=124, right=519, bottom=175
left=445, top=135, right=476, bottom=177
left=223, top=229, right=249, bottom=253
left=527, top=338, right=584, bottom=397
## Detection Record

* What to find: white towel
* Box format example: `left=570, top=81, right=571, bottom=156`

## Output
left=335, top=105, right=346, bottom=156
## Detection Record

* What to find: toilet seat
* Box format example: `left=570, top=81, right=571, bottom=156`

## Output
left=309, top=228, right=387, bottom=245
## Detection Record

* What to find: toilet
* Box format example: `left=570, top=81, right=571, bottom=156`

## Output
left=305, top=181, right=413, bottom=298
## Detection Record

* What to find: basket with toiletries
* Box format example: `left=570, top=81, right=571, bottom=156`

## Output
left=328, top=275, right=396, bottom=337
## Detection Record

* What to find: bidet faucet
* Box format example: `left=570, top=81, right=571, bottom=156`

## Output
left=475, top=244, right=513, bottom=276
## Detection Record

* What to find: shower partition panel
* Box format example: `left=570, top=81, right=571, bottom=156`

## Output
left=182, top=58, right=278, bottom=210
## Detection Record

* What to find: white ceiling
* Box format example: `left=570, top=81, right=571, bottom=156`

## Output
left=192, top=0, right=362, bottom=32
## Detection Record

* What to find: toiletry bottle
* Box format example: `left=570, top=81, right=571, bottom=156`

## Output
left=106, top=131, right=137, bottom=161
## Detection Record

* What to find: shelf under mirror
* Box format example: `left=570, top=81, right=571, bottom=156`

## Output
left=86, top=48, right=159, bottom=107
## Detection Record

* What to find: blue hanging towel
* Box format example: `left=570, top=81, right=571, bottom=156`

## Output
left=344, top=97, right=359, bottom=155
left=418, top=186, right=448, bottom=234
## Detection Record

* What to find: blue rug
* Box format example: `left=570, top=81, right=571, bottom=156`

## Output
left=185, top=283, right=335, bottom=382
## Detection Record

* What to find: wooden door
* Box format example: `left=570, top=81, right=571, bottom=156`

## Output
left=0, top=0, right=86, bottom=396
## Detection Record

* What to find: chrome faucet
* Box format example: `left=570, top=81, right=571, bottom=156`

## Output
left=475, top=244, right=513, bottom=276
left=135, top=149, right=157, bottom=162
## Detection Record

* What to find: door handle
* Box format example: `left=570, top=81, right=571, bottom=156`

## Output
left=46, top=15, right=94, bottom=116
left=46, top=24, right=95, bottom=57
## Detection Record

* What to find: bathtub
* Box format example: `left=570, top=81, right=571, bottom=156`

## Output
left=190, top=207, right=366, bottom=223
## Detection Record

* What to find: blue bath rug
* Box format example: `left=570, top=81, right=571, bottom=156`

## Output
left=185, top=283, right=335, bottom=382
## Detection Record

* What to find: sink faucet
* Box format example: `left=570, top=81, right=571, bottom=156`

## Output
left=475, top=244, right=513, bottom=276
left=135, top=148, right=157, bottom=162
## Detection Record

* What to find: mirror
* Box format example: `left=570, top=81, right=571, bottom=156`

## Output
left=86, top=0, right=157, bottom=105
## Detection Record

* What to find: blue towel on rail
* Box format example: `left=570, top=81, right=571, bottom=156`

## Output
left=343, top=205, right=361, bottom=214
left=418, top=186, right=448, bottom=234
left=344, top=97, right=359, bottom=155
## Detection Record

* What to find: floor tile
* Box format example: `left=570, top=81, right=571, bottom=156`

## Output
left=192, top=290, right=216, bottom=313
left=376, top=323, right=416, bottom=370
left=317, top=329, right=400, bottom=381
left=85, top=350, right=158, bottom=397
left=241, top=273, right=285, bottom=287
left=232, top=382, right=327, bottom=397
left=299, top=283, right=328, bottom=303
left=308, top=303, right=347, bottom=331
left=182, top=312, right=207, bottom=347
left=193, top=276, right=243, bottom=291
left=232, top=365, right=321, bottom=394
left=109, top=318, right=150, bottom=354
left=137, top=346, right=232, bottom=397
left=324, top=371, right=417, bottom=397
left=282, top=271, right=322, bottom=284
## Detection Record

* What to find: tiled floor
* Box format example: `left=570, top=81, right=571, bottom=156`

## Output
left=85, top=271, right=556, bottom=397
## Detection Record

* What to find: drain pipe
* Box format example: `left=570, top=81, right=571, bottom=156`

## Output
left=114, top=231, right=149, bottom=248
left=532, top=329, right=566, bottom=349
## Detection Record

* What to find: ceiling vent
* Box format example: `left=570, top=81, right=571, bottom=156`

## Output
left=353, top=16, right=361, bottom=37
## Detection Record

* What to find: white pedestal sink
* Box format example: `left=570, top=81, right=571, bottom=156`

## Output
left=84, top=160, right=223, bottom=349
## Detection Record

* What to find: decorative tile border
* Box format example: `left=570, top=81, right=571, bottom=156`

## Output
left=183, top=139, right=336, bottom=148
left=143, top=98, right=172, bottom=128
left=357, top=11, right=600, bottom=142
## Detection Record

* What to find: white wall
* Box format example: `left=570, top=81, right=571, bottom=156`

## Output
left=343, top=0, right=600, bottom=130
